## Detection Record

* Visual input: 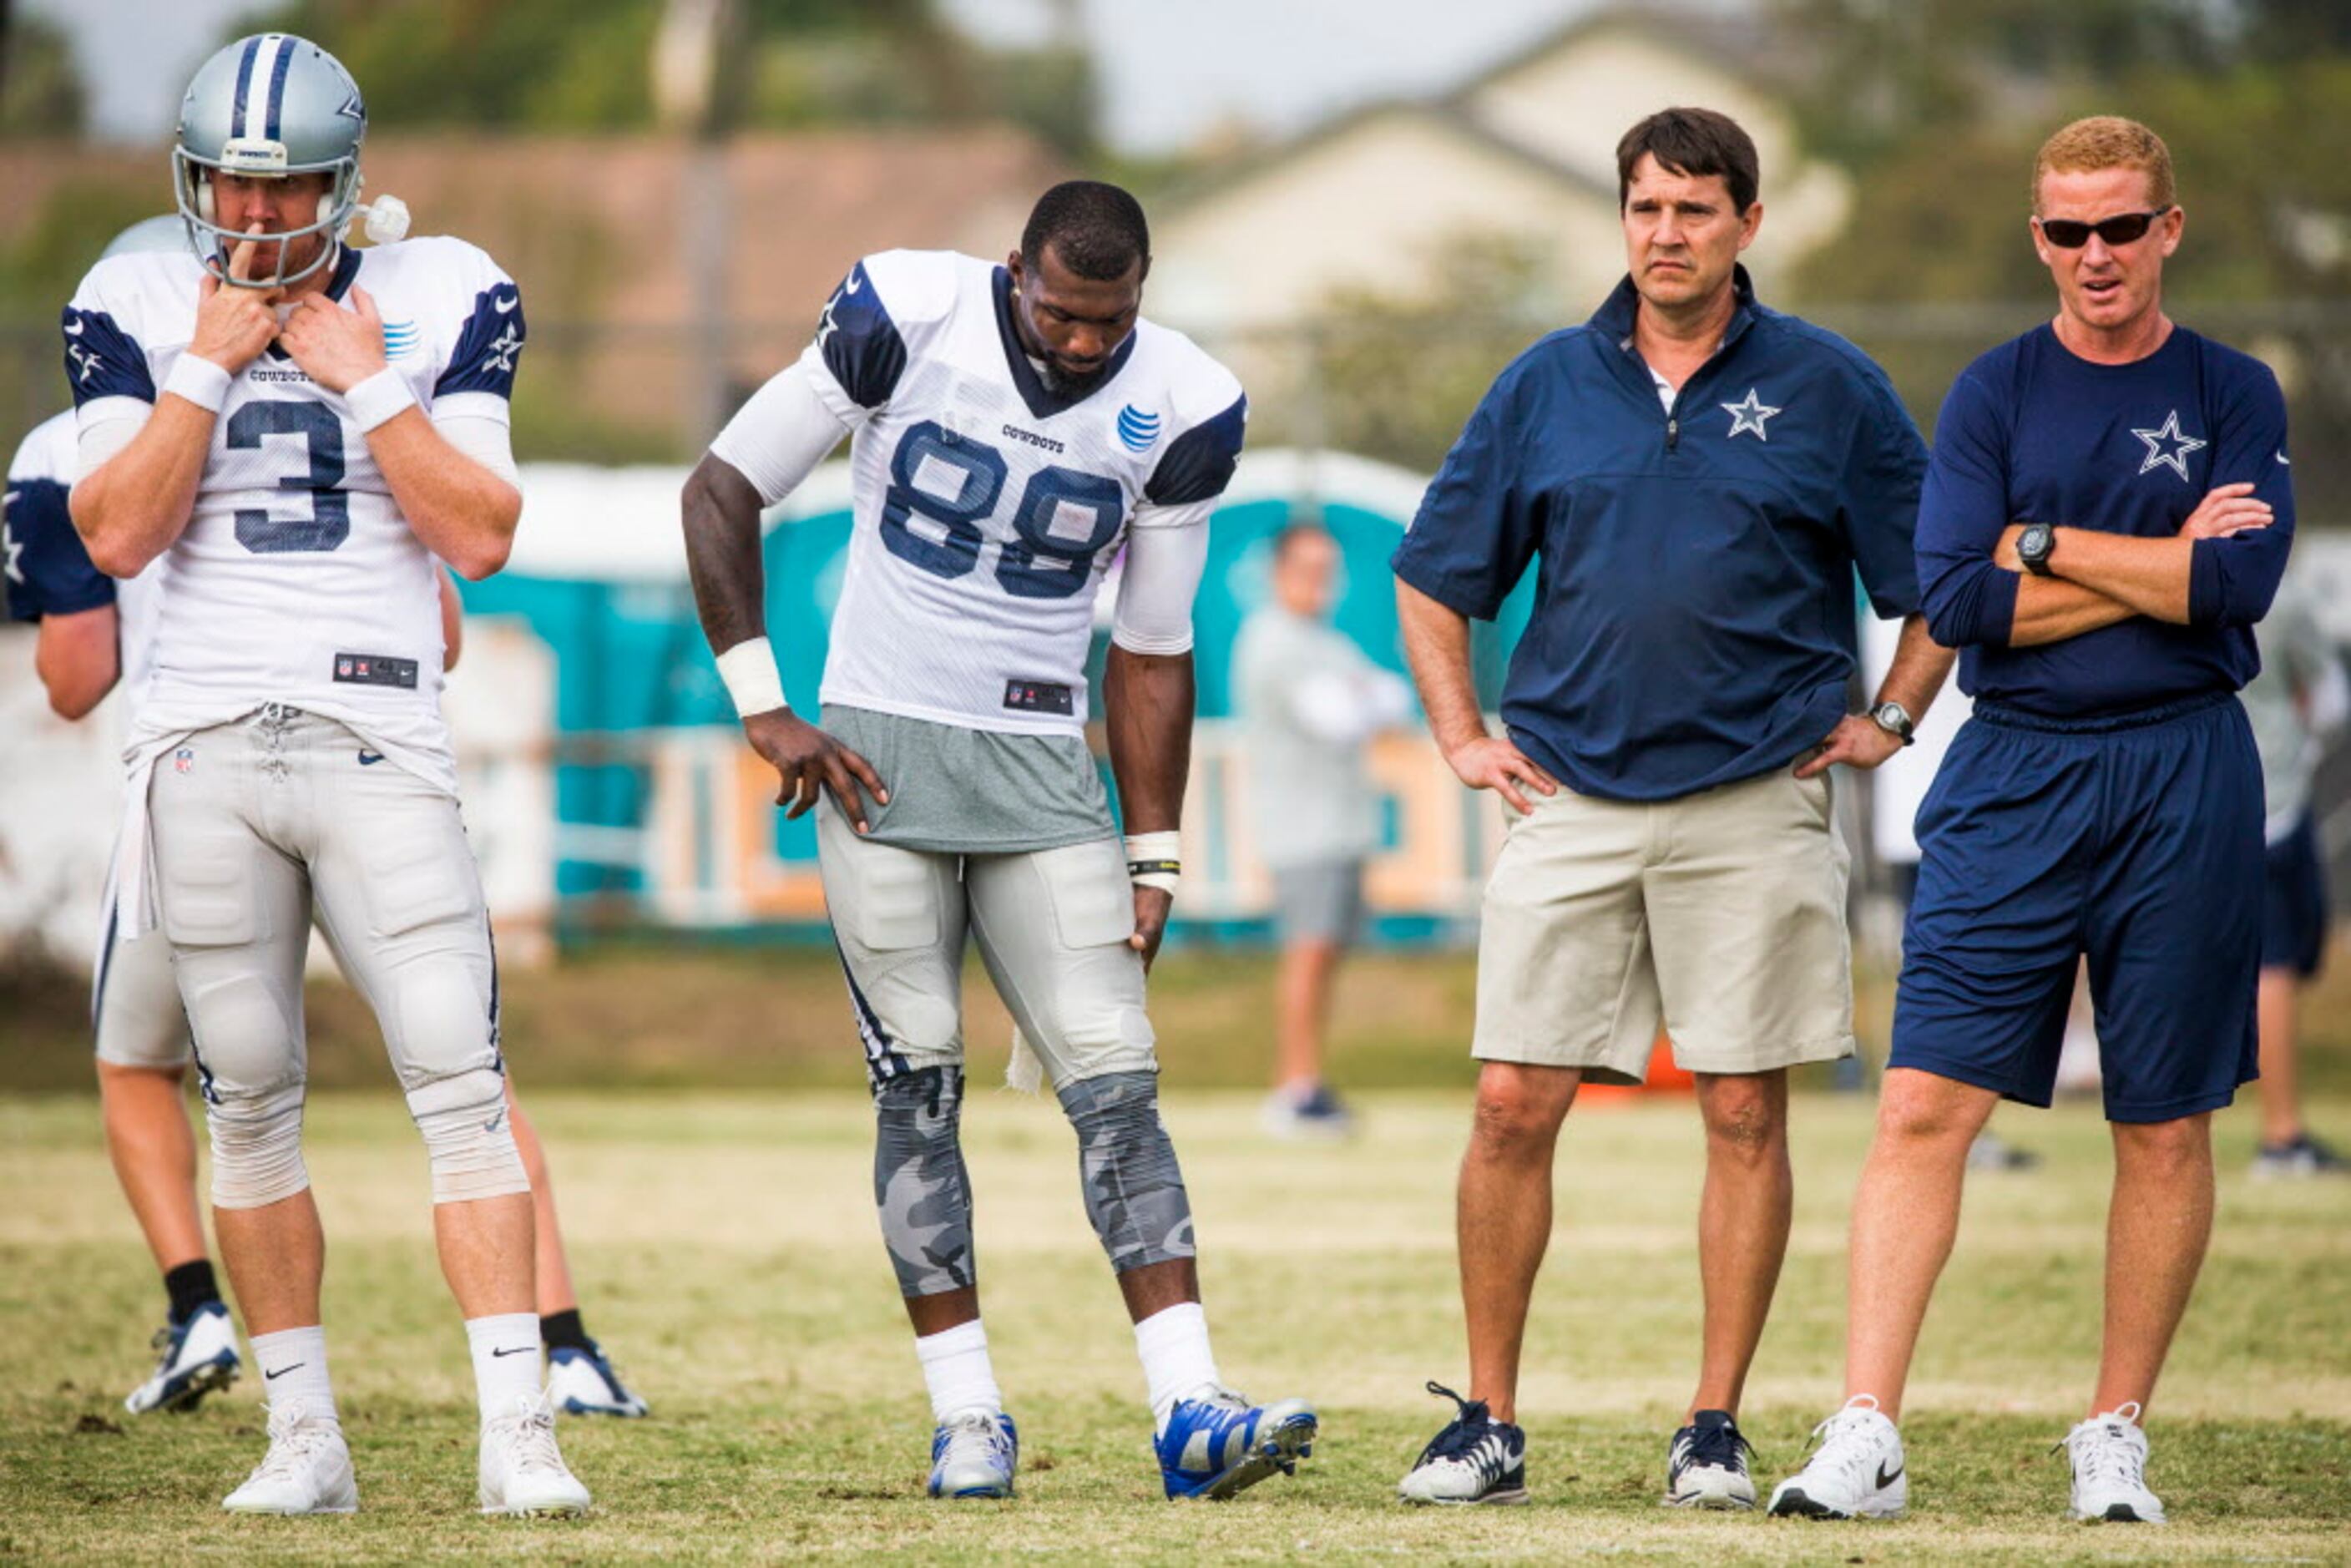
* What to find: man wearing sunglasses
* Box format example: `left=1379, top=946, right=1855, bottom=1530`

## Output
left=1772, top=116, right=2293, bottom=1525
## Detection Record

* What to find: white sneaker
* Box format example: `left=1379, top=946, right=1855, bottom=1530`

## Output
left=221, top=1401, right=358, bottom=1515
left=126, top=1301, right=242, bottom=1414
left=479, top=1391, right=592, bottom=1515
left=2065, top=1403, right=2165, bottom=1523
left=546, top=1341, right=650, bottom=1418
left=1767, top=1395, right=1908, bottom=1519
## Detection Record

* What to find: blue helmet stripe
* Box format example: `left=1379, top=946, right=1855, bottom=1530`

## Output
left=263, top=35, right=296, bottom=140
left=230, top=37, right=262, bottom=139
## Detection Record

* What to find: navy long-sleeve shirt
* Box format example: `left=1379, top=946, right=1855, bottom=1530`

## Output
left=1392, top=270, right=1927, bottom=802
left=1915, top=323, right=2293, bottom=718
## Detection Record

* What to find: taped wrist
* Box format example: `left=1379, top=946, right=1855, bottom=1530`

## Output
left=1125, top=831, right=1181, bottom=898
left=205, top=1082, right=311, bottom=1209
left=1057, top=1070, right=1196, bottom=1272
left=406, top=1065, right=530, bottom=1204
left=716, top=636, right=789, bottom=719
left=874, top=1066, right=977, bottom=1297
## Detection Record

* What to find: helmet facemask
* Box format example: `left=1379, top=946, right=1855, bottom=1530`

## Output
left=173, top=146, right=362, bottom=291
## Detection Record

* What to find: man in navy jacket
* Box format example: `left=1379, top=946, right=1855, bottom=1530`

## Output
left=1389, top=108, right=1952, bottom=1511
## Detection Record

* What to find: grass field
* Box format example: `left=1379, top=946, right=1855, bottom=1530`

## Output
left=4, top=1032, right=2348, bottom=1560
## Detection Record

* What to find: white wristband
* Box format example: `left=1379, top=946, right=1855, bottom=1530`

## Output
left=715, top=635, right=789, bottom=719
left=344, top=367, right=416, bottom=432
left=163, top=354, right=232, bottom=413
left=1125, top=830, right=1181, bottom=898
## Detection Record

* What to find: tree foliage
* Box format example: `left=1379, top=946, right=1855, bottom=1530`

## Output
left=234, top=0, right=1100, bottom=155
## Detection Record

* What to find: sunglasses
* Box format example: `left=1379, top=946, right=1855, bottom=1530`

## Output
left=2036, top=206, right=2173, bottom=249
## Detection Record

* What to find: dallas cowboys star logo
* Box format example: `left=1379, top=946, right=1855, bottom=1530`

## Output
left=1721, top=387, right=1782, bottom=441
left=3, top=513, right=23, bottom=585
left=2131, top=409, right=2206, bottom=483
left=479, top=322, right=522, bottom=375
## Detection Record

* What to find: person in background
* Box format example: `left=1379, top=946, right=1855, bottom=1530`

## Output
left=1233, top=521, right=1413, bottom=1137
left=2242, top=565, right=2348, bottom=1176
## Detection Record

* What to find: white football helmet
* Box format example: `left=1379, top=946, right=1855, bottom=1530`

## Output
left=171, top=33, right=386, bottom=289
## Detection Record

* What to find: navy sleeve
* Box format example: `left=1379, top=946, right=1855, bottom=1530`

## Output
left=61, top=306, right=157, bottom=407
left=1145, top=394, right=1246, bottom=506
left=815, top=261, right=907, bottom=409
left=1390, top=381, right=1536, bottom=621
left=1838, top=371, right=1928, bottom=619
left=434, top=281, right=525, bottom=398
left=1914, top=369, right=2020, bottom=650
left=2187, top=367, right=2293, bottom=629
left=4, top=475, right=114, bottom=622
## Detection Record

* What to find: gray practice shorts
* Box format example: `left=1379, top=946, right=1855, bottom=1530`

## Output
left=817, top=797, right=1157, bottom=1091
left=144, top=707, right=502, bottom=1103
left=1270, top=859, right=1367, bottom=947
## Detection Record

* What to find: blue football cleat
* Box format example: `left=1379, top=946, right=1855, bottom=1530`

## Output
left=547, top=1339, right=650, bottom=1418
left=928, top=1409, right=1019, bottom=1499
left=1156, top=1388, right=1317, bottom=1500
left=124, top=1300, right=241, bottom=1414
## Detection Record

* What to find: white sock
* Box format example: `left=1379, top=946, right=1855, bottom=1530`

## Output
left=249, top=1325, right=338, bottom=1424
left=1135, top=1302, right=1221, bottom=1430
left=465, top=1313, right=544, bottom=1421
left=915, top=1319, right=1004, bottom=1423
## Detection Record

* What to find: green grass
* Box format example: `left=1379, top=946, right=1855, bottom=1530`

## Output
left=3, top=1086, right=2347, bottom=1561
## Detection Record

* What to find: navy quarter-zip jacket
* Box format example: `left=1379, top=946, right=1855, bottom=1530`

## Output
left=1393, top=266, right=1929, bottom=802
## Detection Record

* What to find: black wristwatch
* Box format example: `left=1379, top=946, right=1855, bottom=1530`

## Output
left=2017, top=522, right=2057, bottom=577
left=1869, top=700, right=1916, bottom=746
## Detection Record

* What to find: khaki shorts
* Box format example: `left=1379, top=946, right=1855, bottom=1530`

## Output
left=1472, top=766, right=1854, bottom=1083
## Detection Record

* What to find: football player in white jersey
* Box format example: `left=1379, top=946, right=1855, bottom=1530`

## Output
left=681, top=181, right=1317, bottom=1501
left=61, top=38, right=589, bottom=1515
left=13, top=265, right=647, bottom=1419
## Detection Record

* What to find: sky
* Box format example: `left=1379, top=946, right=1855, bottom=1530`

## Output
left=34, top=0, right=1626, bottom=153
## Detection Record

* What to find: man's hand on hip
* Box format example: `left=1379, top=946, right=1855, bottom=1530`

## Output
left=1797, top=713, right=1902, bottom=777
left=742, top=708, right=887, bottom=831
left=1443, top=734, right=1560, bottom=814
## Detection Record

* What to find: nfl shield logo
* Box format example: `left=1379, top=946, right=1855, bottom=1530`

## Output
left=173, top=748, right=195, bottom=775
left=337, top=658, right=354, bottom=679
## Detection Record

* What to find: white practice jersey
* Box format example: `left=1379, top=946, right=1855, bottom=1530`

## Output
left=63, top=235, right=523, bottom=783
left=781, top=249, right=1245, bottom=736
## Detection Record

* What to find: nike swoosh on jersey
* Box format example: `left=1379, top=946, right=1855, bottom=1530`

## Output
left=63, top=318, right=85, bottom=335
left=493, top=291, right=518, bottom=313
left=843, top=271, right=864, bottom=294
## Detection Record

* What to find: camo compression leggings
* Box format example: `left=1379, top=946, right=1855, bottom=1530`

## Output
left=872, top=1066, right=1196, bottom=1298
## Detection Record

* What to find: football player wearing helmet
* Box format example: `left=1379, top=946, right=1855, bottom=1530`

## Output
left=681, top=181, right=1317, bottom=1502
left=63, top=38, right=588, bottom=1515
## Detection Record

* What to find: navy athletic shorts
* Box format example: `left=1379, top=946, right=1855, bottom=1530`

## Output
left=1890, top=691, right=2261, bottom=1124
left=2262, top=809, right=2329, bottom=979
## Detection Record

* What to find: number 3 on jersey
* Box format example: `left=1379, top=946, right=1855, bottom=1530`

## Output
left=228, top=400, right=350, bottom=554
left=880, top=422, right=1123, bottom=599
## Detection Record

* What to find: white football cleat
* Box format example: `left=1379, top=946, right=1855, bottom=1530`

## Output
left=126, top=1301, right=241, bottom=1414
left=2065, top=1403, right=2166, bottom=1524
left=479, top=1391, right=592, bottom=1516
left=1767, top=1394, right=1908, bottom=1519
left=220, top=1400, right=357, bottom=1515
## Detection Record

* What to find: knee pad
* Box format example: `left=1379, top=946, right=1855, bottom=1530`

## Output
left=207, top=1081, right=311, bottom=1209
left=873, top=1066, right=976, bottom=1296
left=1057, top=1070, right=1196, bottom=1272
left=405, top=1065, right=529, bottom=1204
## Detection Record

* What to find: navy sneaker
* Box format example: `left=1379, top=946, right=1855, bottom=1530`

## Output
left=2253, top=1132, right=2350, bottom=1179
left=547, top=1338, right=650, bottom=1417
left=1262, top=1083, right=1355, bottom=1140
left=1398, top=1382, right=1528, bottom=1505
left=1664, top=1408, right=1757, bottom=1509
left=124, top=1300, right=240, bottom=1414
left=1156, top=1386, right=1317, bottom=1500
left=929, top=1409, right=1019, bottom=1499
